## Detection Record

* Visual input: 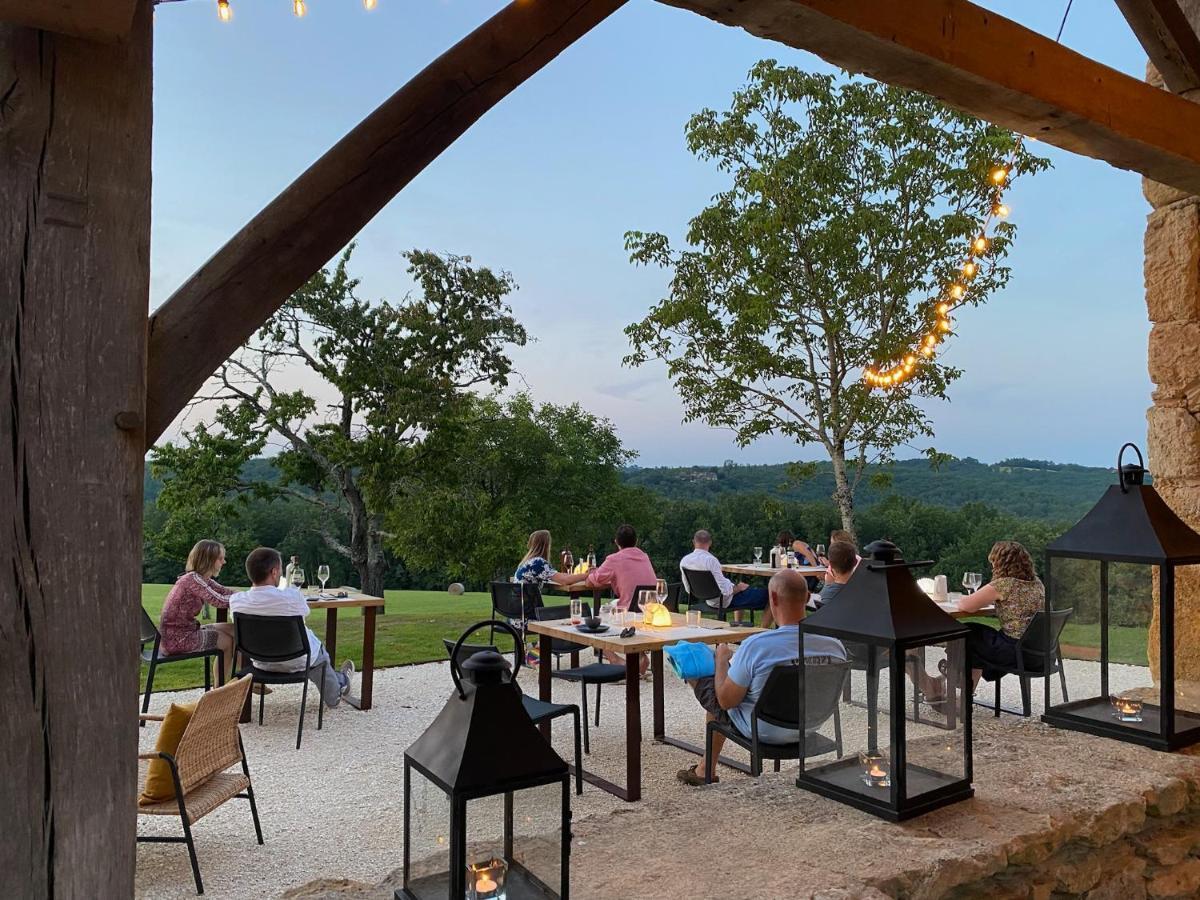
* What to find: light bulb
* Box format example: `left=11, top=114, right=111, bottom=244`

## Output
left=972, top=236, right=988, bottom=254
left=293, top=0, right=306, bottom=16
left=937, top=302, right=950, bottom=315
left=939, top=318, right=952, bottom=332
left=217, top=0, right=231, bottom=20
left=949, top=284, right=964, bottom=300
left=921, top=346, right=935, bottom=357
left=990, top=166, right=1008, bottom=185
left=994, top=203, right=1009, bottom=218
left=905, top=355, right=916, bottom=367
left=962, top=260, right=977, bottom=279
left=924, top=334, right=937, bottom=348
left=363, top=0, right=377, bottom=8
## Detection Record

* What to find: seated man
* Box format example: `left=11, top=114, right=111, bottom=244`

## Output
left=813, top=540, right=857, bottom=607
left=680, top=529, right=772, bottom=626
left=822, top=530, right=860, bottom=584
left=230, top=547, right=355, bottom=707
left=677, top=569, right=846, bottom=785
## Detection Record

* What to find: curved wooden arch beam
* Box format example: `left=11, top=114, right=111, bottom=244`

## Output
left=145, top=0, right=627, bottom=447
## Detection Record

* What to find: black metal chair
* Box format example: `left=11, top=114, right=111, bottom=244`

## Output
left=628, top=583, right=658, bottom=613
left=665, top=581, right=686, bottom=612
left=232, top=613, right=325, bottom=750
left=976, top=608, right=1073, bottom=717
left=489, top=580, right=542, bottom=640
left=704, top=661, right=848, bottom=782
left=140, top=606, right=224, bottom=725
left=681, top=567, right=754, bottom=622
left=443, top=638, right=583, bottom=795
left=534, top=605, right=626, bottom=753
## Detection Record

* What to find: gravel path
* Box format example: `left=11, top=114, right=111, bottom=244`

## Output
left=135, top=654, right=1157, bottom=899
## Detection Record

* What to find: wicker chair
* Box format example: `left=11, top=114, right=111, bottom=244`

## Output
left=137, top=674, right=264, bottom=895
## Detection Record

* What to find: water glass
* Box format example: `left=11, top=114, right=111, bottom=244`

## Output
left=686, top=609, right=702, bottom=627
left=569, top=598, right=583, bottom=624
left=317, top=564, right=330, bottom=591
left=655, top=578, right=668, bottom=604
left=753, top=546, right=763, bottom=564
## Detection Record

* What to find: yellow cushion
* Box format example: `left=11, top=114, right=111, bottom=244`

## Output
left=139, top=702, right=197, bottom=806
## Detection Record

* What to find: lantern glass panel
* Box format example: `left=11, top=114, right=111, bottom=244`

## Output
left=406, top=767, right=452, bottom=898
left=505, top=782, right=563, bottom=895
left=903, top=638, right=967, bottom=800
left=1168, top=566, right=1200, bottom=731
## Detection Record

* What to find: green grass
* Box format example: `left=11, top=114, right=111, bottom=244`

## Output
left=961, top=616, right=1150, bottom=667
left=140, top=585, right=492, bottom=693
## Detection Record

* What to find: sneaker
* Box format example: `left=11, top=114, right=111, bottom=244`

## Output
left=339, top=659, right=355, bottom=697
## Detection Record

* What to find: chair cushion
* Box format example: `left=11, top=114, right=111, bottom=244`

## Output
left=139, top=702, right=197, bottom=806
left=521, top=696, right=576, bottom=723
left=551, top=662, right=626, bottom=683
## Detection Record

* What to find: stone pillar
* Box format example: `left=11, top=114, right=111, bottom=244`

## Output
left=1144, top=49, right=1200, bottom=693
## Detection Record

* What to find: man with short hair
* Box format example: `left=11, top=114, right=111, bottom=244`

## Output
left=230, top=547, right=355, bottom=708
left=562, top=523, right=657, bottom=611
left=680, top=529, right=772, bottom=626
left=677, top=570, right=847, bottom=785
left=814, top=540, right=858, bottom=607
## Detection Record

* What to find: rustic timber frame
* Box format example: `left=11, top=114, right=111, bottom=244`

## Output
left=3, top=0, right=1200, bottom=895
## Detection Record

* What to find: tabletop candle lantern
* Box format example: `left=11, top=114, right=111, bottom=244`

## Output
left=641, top=596, right=673, bottom=627
left=796, top=540, right=974, bottom=821
left=399, top=621, right=570, bottom=899
left=1042, top=443, right=1200, bottom=752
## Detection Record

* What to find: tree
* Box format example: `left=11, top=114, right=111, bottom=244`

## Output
left=385, top=393, right=652, bottom=585
left=149, top=245, right=527, bottom=595
left=624, top=62, right=1049, bottom=538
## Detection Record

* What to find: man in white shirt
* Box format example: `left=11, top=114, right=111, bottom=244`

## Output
left=230, top=547, right=355, bottom=707
left=680, top=530, right=773, bottom=628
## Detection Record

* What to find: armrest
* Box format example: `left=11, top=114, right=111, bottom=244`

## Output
left=139, top=714, right=165, bottom=722
left=138, top=752, right=160, bottom=761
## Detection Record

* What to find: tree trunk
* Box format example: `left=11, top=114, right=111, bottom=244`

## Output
left=829, top=450, right=858, bottom=542
left=0, top=5, right=152, bottom=895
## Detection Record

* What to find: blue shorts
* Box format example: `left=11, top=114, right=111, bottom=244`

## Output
left=719, top=586, right=768, bottom=611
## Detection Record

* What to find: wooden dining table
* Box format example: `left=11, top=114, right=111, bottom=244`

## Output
left=721, top=562, right=827, bottom=578
left=527, top=613, right=765, bottom=802
left=217, top=587, right=385, bottom=712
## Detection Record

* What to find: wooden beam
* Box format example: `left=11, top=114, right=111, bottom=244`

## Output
left=0, top=1, right=151, bottom=896
left=659, top=0, right=1200, bottom=194
left=1115, top=0, right=1200, bottom=93
left=0, top=0, right=137, bottom=42
left=144, top=0, right=627, bottom=446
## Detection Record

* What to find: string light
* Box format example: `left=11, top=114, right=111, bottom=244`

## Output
left=864, top=136, right=1026, bottom=390
left=217, top=0, right=231, bottom=20
left=293, top=0, right=306, bottom=17
left=363, top=0, right=377, bottom=8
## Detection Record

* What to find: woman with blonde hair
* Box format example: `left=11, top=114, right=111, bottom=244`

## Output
left=514, top=530, right=577, bottom=587
left=956, top=540, right=1045, bottom=687
left=158, top=540, right=237, bottom=680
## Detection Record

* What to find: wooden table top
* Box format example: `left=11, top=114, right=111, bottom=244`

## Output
left=302, top=588, right=385, bottom=610
left=935, top=593, right=995, bottom=618
left=721, top=563, right=827, bottom=577
left=528, top=612, right=765, bottom=654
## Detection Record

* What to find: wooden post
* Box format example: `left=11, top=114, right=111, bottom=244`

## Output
left=0, top=2, right=152, bottom=896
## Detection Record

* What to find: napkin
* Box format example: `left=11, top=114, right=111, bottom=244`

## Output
left=664, top=642, right=716, bottom=680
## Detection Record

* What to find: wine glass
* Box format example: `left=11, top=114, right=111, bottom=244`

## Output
left=969, top=572, right=983, bottom=593
left=753, top=546, right=763, bottom=565
left=317, top=564, right=330, bottom=593
left=815, top=544, right=826, bottom=564
left=291, top=567, right=305, bottom=590
left=655, top=578, right=668, bottom=605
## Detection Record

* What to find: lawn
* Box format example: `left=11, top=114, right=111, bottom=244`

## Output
left=140, top=584, right=492, bottom=693
left=962, top=616, right=1149, bottom=667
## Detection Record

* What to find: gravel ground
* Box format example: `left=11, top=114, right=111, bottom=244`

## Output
left=135, top=654, right=1158, bottom=899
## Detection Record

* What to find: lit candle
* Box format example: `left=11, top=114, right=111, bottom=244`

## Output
left=475, top=876, right=497, bottom=893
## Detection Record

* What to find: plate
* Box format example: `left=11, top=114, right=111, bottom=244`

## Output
left=575, top=624, right=610, bottom=634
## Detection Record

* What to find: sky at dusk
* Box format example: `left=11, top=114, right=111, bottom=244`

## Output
left=150, top=0, right=1153, bottom=469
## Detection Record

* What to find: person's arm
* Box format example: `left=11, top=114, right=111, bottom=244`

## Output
left=709, top=555, right=735, bottom=597
left=957, top=582, right=998, bottom=614
left=585, top=557, right=615, bottom=588
left=551, top=570, right=586, bottom=586
left=793, top=540, right=819, bottom=566
left=714, top=643, right=750, bottom=710
left=283, top=587, right=312, bottom=618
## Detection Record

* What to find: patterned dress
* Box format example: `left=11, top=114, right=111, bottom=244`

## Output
left=992, top=576, right=1045, bottom=638
left=159, top=572, right=235, bottom=655
left=515, top=556, right=558, bottom=586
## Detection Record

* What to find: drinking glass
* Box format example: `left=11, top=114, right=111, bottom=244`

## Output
left=753, top=546, right=763, bottom=565
left=816, top=544, right=826, bottom=560
left=970, top=572, right=983, bottom=593
left=569, top=598, right=583, bottom=624
left=786, top=550, right=797, bottom=569
left=686, top=609, right=702, bottom=627
left=655, top=578, right=668, bottom=604
left=317, top=564, right=330, bottom=592
left=291, top=567, right=305, bottom=589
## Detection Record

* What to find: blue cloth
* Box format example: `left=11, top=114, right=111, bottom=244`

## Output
left=726, top=586, right=768, bottom=610
left=726, top=624, right=848, bottom=744
left=664, top=641, right=716, bottom=680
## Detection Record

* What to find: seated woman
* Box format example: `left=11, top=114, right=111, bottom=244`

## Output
left=159, top=540, right=237, bottom=681
left=956, top=540, right=1044, bottom=688
left=515, top=529, right=579, bottom=589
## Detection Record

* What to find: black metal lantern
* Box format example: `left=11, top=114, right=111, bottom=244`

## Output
left=1042, top=443, right=1200, bottom=751
left=796, top=540, right=974, bottom=821
left=400, top=621, right=570, bottom=899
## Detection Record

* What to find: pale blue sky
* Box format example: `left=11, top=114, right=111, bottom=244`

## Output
left=151, top=0, right=1153, bottom=468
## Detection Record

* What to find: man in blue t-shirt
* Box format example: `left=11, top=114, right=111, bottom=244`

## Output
left=677, top=569, right=846, bottom=786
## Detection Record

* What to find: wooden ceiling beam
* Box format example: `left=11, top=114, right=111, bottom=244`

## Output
left=0, top=0, right=137, bottom=42
left=1115, top=0, right=1200, bottom=93
left=144, top=0, right=627, bottom=446
left=659, top=0, right=1200, bottom=194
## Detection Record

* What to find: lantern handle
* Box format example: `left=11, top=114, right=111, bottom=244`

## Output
left=449, top=619, right=523, bottom=700
left=1117, top=442, right=1145, bottom=493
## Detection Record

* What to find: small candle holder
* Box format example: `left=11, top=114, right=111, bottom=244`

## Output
left=859, top=751, right=891, bottom=789
left=466, top=857, right=507, bottom=900
left=1110, top=694, right=1144, bottom=723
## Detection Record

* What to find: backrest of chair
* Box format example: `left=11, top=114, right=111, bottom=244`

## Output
left=628, top=584, right=658, bottom=613
left=442, top=638, right=498, bottom=666
left=139, top=606, right=160, bottom=646
left=756, top=661, right=848, bottom=733
left=491, top=581, right=542, bottom=620
left=173, top=675, right=253, bottom=793
left=682, top=568, right=722, bottom=603
left=665, top=581, right=686, bottom=611
left=233, top=613, right=309, bottom=662
left=1019, top=608, right=1073, bottom=655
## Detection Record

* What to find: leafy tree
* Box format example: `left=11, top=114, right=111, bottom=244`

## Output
left=624, top=62, right=1049, bottom=538
left=149, top=245, right=527, bottom=595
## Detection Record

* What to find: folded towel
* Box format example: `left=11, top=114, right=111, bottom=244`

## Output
left=664, top=641, right=716, bottom=680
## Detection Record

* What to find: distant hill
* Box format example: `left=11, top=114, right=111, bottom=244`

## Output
left=621, top=457, right=1120, bottom=522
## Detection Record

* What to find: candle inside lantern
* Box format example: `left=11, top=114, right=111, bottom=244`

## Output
left=1110, top=694, right=1144, bottom=723
left=859, top=752, right=891, bottom=788
left=466, top=857, right=507, bottom=900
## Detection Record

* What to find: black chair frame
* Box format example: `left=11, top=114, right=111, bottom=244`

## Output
left=682, top=567, right=755, bottom=623
left=704, top=661, right=848, bottom=783
left=974, top=608, right=1073, bottom=718
left=489, top=580, right=544, bottom=643
left=140, top=607, right=224, bottom=726
left=233, top=613, right=325, bottom=750
left=136, top=730, right=263, bottom=895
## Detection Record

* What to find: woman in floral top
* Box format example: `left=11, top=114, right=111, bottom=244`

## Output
left=515, top=530, right=578, bottom=588
left=159, top=540, right=237, bottom=680
left=957, top=541, right=1045, bottom=685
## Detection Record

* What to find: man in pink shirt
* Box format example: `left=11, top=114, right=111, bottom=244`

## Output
left=563, top=524, right=657, bottom=610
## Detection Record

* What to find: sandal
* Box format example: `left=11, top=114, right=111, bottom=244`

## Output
left=676, top=764, right=717, bottom=786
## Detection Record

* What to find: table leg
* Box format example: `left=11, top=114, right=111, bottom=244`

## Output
left=325, top=608, right=339, bottom=665
left=652, top=649, right=665, bottom=740
left=538, top=633, right=551, bottom=741
left=342, top=606, right=377, bottom=711
left=625, top=651, right=642, bottom=803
